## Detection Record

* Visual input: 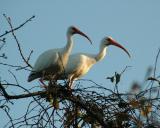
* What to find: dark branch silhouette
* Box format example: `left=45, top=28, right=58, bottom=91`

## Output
left=0, top=15, right=35, bottom=38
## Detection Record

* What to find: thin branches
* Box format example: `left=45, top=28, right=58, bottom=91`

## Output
left=0, top=42, right=7, bottom=59
left=0, top=81, right=110, bottom=127
left=3, top=14, right=33, bottom=69
left=0, top=15, right=35, bottom=38
left=0, top=81, right=46, bottom=100
left=153, top=48, right=160, bottom=77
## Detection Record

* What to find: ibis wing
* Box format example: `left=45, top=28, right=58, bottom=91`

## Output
left=33, top=49, right=60, bottom=72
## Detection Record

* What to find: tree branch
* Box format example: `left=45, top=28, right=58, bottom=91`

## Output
left=0, top=15, right=35, bottom=38
left=0, top=82, right=108, bottom=127
left=3, top=14, right=33, bottom=69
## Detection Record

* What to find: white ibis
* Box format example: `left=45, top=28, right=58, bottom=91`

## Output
left=28, top=26, right=92, bottom=82
left=60, top=36, right=131, bottom=88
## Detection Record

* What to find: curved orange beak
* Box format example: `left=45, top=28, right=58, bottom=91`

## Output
left=73, top=27, right=92, bottom=44
left=109, top=38, right=131, bottom=58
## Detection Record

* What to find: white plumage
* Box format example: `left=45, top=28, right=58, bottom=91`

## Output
left=28, top=26, right=92, bottom=82
left=60, top=36, right=131, bottom=88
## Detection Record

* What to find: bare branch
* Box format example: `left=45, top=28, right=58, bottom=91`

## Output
left=0, top=15, right=35, bottom=38
left=3, top=14, right=33, bottom=69
left=154, top=48, right=160, bottom=77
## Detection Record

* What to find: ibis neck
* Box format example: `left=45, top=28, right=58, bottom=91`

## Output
left=95, top=45, right=108, bottom=62
left=64, top=34, right=74, bottom=55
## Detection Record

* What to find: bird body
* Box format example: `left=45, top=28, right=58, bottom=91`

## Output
left=64, top=53, right=96, bottom=79
left=29, top=49, right=64, bottom=79
left=28, top=26, right=92, bottom=82
left=60, top=37, right=130, bottom=88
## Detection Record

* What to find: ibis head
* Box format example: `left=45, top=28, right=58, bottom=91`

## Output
left=103, top=36, right=131, bottom=58
left=67, top=26, right=92, bottom=44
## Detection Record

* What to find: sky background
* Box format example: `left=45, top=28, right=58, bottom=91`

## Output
left=0, top=0, right=160, bottom=127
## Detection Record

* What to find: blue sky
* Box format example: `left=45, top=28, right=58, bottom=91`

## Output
left=1, top=0, right=160, bottom=127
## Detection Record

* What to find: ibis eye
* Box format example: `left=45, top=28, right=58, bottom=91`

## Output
left=71, top=27, right=77, bottom=34
left=107, top=37, right=112, bottom=42
left=71, top=27, right=77, bottom=31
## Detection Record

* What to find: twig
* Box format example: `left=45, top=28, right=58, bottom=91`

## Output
left=3, top=14, right=33, bottom=69
left=147, top=77, right=160, bottom=85
left=120, top=65, right=132, bottom=75
left=0, top=38, right=6, bottom=43
left=0, top=82, right=108, bottom=127
left=0, top=62, right=23, bottom=68
left=0, top=84, right=46, bottom=100
left=27, top=50, right=33, bottom=62
left=4, top=108, right=15, bottom=128
left=0, top=15, right=35, bottom=38
left=0, top=62, right=31, bottom=71
left=0, top=42, right=6, bottom=50
left=0, top=54, right=7, bottom=59
left=153, top=48, right=160, bottom=77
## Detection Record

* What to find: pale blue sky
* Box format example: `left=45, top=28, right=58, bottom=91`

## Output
left=1, top=0, right=160, bottom=127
